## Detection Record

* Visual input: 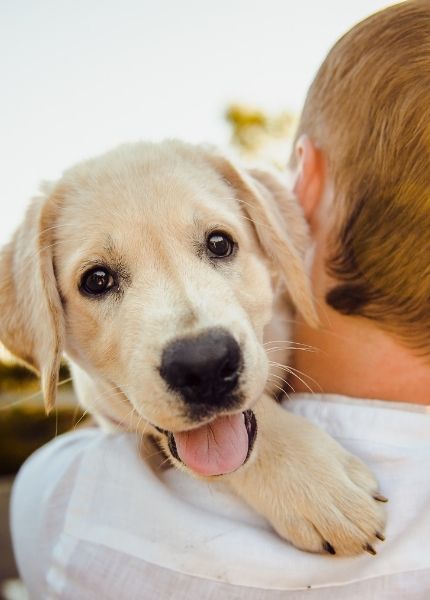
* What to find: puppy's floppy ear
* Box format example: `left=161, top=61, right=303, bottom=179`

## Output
left=206, top=152, right=318, bottom=326
left=0, top=187, right=65, bottom=413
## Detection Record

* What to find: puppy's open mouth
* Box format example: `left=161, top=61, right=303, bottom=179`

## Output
left=165, top=410, right=257, bottom=476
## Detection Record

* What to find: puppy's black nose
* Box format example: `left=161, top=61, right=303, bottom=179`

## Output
left=160, top=329, right=241, bottom=406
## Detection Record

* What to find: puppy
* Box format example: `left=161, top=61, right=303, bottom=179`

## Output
left=0, top=141, right=385, bottom=555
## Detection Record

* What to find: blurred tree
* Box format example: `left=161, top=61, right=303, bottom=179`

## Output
left=0, top=344, right=79, bottom=476
left=225, top=103, right=297, bottom=168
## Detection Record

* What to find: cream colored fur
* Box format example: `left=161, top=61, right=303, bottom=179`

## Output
left=0, top=141, right=385, bottom=555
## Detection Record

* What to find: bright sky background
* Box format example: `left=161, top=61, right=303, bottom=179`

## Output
left=1, top=0, right=394, bottom=244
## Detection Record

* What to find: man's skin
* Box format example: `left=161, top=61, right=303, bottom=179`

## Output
left=289, top=135, right=430, bottom=406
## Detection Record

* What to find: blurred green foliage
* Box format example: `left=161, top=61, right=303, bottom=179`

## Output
left=0, top=361, right=70, bottom=393
left=0, top=359, right=80, bottom=475
left=0, top=405, right=84, bottom=476
left=225, top=103, right=297, bottom=167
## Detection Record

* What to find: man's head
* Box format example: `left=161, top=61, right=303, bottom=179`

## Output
left=290, top=0, right=430, bottom=354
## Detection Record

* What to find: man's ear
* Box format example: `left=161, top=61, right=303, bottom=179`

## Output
left=292, top=135, right=325, bottom=229
left=205, top=151, right=318, bottom=327
left=0, top=189, right=65, bottom=413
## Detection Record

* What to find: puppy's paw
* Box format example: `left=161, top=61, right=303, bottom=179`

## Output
left=264, top=449, right=386, bottom=556
left=227, top=399, right=387, bottom=556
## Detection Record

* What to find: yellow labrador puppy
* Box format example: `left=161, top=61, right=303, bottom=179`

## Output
left=0, top=141, right=385, bottom=556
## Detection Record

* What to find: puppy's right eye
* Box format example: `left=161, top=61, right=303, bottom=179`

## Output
left=80, top=267, right=115, bottom=296
left=206, top=231, right=235, bottom=259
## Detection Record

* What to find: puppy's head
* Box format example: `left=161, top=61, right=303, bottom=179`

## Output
left=0, top=141, right=316, bottom=477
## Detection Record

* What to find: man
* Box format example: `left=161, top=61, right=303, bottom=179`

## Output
left=289, top=0, right=430, bottom=405
left=11, top=1, right=430, bottom=597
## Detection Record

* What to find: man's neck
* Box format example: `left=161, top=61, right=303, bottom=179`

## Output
left=292, top=307, right=430, bottom=405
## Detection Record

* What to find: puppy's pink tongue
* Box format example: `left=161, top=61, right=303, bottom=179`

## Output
left=173, top=413, right=249, bottom=476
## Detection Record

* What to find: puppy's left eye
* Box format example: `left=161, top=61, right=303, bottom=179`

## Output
left=206, top=231, right=235, bottom=258
left=80, top=267, right=116, bottom=296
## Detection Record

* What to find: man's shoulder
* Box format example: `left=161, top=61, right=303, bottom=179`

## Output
left=10, top=403, right=430, bottom=597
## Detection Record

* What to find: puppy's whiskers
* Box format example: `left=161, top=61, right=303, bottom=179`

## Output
left=265, top=346, right=315, bottom=354
left=268, top=359, right=322, bottom=395
left=73, top=409, right=89, bottom=429
left=263, top=339, right=316, bottom=350
left=267, top=378, right=291, bottom=400
left=0, top=375, right=73, bottom=411
left=88, top=385, right=140, bottom=428
left=286, top=365, right=322, bottom=393
left=268, top=371, right=295, bottom=392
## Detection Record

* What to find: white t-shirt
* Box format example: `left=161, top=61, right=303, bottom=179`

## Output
left=11, top=394, right=430, bottom=599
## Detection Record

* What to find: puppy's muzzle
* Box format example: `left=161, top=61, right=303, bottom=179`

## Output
left=159, top=328, right=242, bottom=409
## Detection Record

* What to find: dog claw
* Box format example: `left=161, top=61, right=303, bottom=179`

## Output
left=375, top=531, right=385, bottom=541
left=364, top=543, right=377, bottom=556
left=373, top=492, right=388, bottom=503
left=322, top=541, right=336, bottom=555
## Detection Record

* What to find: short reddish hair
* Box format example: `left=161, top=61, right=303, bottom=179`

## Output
left=292, top=1, right=430, bottom=352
